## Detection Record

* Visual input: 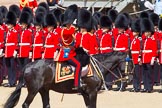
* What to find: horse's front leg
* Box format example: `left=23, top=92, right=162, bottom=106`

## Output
left=88, top=90, right=97, bottom=108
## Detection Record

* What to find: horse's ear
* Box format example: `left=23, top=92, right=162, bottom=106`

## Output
left=75, top=47, right=90, bottom=67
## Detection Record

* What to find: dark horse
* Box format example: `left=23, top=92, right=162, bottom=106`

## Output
left=93, top=51, right=134, bottom=91
left=4, top=48, right=103, bottom=108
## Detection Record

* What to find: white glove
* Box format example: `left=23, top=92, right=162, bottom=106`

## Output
left=13, top=50, right=17, bottom=58
left=42, top=53, right=44, bottom=59
left=150, top=57, right=155, bottom=65
left=29, top=52, right=32, bottom=59
left=0, top=49, right=3, bottom=56
left=138, top=58, right=141, bottom=62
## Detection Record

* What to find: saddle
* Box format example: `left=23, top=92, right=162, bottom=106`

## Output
left=55, top=62, right=93, bottom=83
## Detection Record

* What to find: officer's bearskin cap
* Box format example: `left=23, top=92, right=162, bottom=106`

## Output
left=35, top=6, right=47, bottom=16
left=19, top=11, right=32, bottom=26
left=0, top=6, right=8, bottom=19
left=34, top=12, right=45, bottom=26
left=149, top=13, right=159, bottom=26
left=158, top=19, right=162, bottom=31
left=9, top=5, right=21, bottom=18
left=5, top=11, right=17, bottom=26
left=38, top=2, right=49, bottom=12
left=77, top=8, right=92, bottom=31
left=52, top=8, right=62, bottom=23
left=115, top=14, right=129, bottom=30
left=0, top=12, right=3, bottom=25
left=107, top=9, right=118, bottom=23
left=131, top=19, right=141, bottom=32
left=45, top=13, right=57, bottom=28
left=139, top=11, right=149, bottom=19
left=140, top=18, right=154, bottom=33
left=63, top=4, right=78, bottom=25
left=123, top=12, right=132, bottom=26
left=93, top=12, right=102, bottom=25
left=100, top=15, right=112, bottom=29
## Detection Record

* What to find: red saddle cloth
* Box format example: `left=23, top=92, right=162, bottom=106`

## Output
left=55, top=62, right=93, bottom=83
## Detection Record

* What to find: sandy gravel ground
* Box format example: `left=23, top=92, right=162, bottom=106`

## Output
left=1, top=1, right=162, bottom=108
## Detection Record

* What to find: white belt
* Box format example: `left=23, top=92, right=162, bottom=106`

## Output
left=142, top=50, right=152, bottom=53
left=33, top=44, right=43, bottom=47
left=131, top=51, right=140, bottom=54
left=19, top=43, right=30, bottom=46
left=5, top=43, right=15, bottom=46
left=44, top=45, right=54, bottom=48
left=114, top=48, right=125, bottom=51
left=100, top=47, right=112, bottom=50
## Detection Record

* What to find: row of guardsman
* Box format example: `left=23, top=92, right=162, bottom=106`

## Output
left=0, top=1, right=162, bottom=93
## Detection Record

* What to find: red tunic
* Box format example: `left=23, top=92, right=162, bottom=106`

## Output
left=5, top=29, right=18, bottom=58
left=18, top=28, right=32, bottom=58
left=142, top=35, right=157, bottom=63
left=131, top=37, right=141, bottom=64
left=0, top=26, right=4, bottom=49
left=32, top=30, right=44, bottom=59
left=44, top=30, right=60, bottom=59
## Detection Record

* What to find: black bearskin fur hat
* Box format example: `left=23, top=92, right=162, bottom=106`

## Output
left=100, top=15, right=112, bottom=29
left=139, top=11, right=149, bottom=19
left=63, top=4, right=78, bottom=25
left=34, top=12, right=45, bottom=26
left=0, top=6, right=8, bottom=19
left=5, top=11, right=17, bottom=26
left=0, top=12, right=3, bottom=25
left=140, top=18, right=154, bottom=33
left=52, top=8, right=62, bottom=23
left=38, top=2, right=49, bottom=12
left=93, top=11, right=102, bottom=24
left=131, top=19, right=141, bottom=32
left=77, top=8, right=92, bottom=32
left=115, top=14, right=129, bottom=30
left=9, top=5, right=21, bottom=18
left=45, top=13, right=57, bottom=28
left=19, top=11, right=32, bottom=25
left=35, top=6, right=47, bottom=16
left=158, top=19, right=162, bottom=31
left=107, top=9, right=118, bottom=23
left=149, top=13, right=159, bottom=26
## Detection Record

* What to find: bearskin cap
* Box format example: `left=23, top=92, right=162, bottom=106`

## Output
left=158, top=19, right=162, bottom=31
left=107, top=9, right=118, bottom=23
left=19, top=11, right=32, bottom=25
left=77, top=8, right=92, bottom=31
left=0, top=12, right=3, bottom=25
left=45, top=13, right=57, bottom=28
left=131, top=19, right=141, bottom=32
left=123, top=12, right=132, bottom=26
left=59, top=13, right=64, bottom=26
left=140, top=18, right=154, bottom=33
left=22, top=7, right=33, bottom=21
left=93, top=12, right=102, bottom=24
left=38, top=2, right=49, bottom=12
left=9, top=5, right=21, bottom=18
left=149, top=13, right=159, bottom=26
left=139, top=11, right=149, bottom=19
left=63, top=4, right=78, bottom=25
left=115, top=14, right=129, bottom=30
left=34, top=12, right=45, bottom=26
left=0, top=6, right=8, bottom=19
left=5, top=11, right=17, bottom=26
left=92, top=16, right=98, bottom=30
left=35, top=6, right=47, bottom=15
left=100, top=15, right=112, bottom=29
left=52, top=8, right=62, bottom=23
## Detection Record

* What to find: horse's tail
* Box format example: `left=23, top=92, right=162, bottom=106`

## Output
left=4, top=70, right=25, bottom=108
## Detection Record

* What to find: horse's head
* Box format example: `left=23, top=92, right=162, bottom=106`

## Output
left=75, top=47, right=90, bottom=67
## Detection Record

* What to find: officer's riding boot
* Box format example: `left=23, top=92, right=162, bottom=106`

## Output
left=159, top=79, right=162, bottom=93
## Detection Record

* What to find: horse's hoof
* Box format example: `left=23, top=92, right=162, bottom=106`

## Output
left=159, top=90, right=162, bottom=93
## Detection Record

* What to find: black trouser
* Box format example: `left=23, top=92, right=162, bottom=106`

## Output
left=18, top=58, right=30, bottom=70
left=0, top=57, right=3, bottom=84
left=133, top=64, right=142, bottom=90
left=142, top=63, right=154, bottom=91
left=5, top=57, right=16, bottom=85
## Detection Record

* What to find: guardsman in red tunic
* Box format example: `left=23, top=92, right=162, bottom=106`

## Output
left=140, top=18, right=157, bottom=93
left=56, top=4, right=81, bottom=90
left=113, top=14, right=129, bottom=91
left=0, top=12, right=4, bottom=85
left=18, top=11, right=32, bottom=69
left=3, top=11, right=18, bottom=87
left=149, top=13, right=160, bottom=86
left=129, top=19, right=142, bottom=92
left=43, top=13, right=60, bottom=59
left=31, top=12, right=44, bottom=62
